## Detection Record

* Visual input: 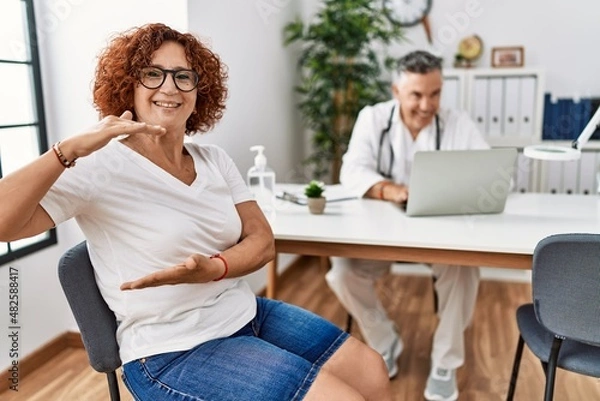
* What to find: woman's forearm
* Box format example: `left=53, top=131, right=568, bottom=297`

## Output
left=220, top=202, right=276, bottom=278
left=0, top=149, right=66, bottom=241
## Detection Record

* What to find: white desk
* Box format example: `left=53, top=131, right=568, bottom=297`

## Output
left=266, top=191, right=600, bottom=298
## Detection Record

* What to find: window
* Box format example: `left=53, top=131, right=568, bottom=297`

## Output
left=0, top=0, right=56, bottom=266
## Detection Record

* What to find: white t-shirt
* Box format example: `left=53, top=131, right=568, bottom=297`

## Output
left=340, top=99, right=490, bottom=196
left=40, top=141, right=256, bottom=363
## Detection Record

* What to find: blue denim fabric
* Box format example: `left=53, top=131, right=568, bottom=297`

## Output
left=122, top=297, right=349, bottom=401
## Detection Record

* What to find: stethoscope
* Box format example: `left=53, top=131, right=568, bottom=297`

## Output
left=376, top=105, right=441, bottom=179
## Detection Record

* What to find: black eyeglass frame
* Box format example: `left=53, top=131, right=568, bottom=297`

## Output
left=138, top=66, right=200, bottom=92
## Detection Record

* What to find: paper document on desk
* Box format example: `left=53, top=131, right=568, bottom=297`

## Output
left=276, top=184, right=358, bottom=205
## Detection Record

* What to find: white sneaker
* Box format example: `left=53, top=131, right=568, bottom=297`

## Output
left=424, top=367, right=458, bottom=401
left=381, top=336, right=403, bottom=379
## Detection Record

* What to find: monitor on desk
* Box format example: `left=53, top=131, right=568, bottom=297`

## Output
left=405, top=148, right=518, bottom=217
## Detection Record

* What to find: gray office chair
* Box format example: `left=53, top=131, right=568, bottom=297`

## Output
left=506, top=233, right=600, bottom=401
left=58, top=241, right=122, bottom=401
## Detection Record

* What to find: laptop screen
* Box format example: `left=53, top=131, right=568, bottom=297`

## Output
left=405, top=148, right=518, bottom=217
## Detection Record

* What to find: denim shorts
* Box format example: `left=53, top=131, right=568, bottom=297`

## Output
left=122, top=297, right=349, bottom=401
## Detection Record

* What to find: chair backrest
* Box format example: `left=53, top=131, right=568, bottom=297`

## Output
left=58, top=241, right=122, bottom=372
left=532, top=233, right=600, bottom=346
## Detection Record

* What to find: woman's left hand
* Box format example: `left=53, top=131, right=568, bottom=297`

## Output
left=120, top=254, right=224, bottom=290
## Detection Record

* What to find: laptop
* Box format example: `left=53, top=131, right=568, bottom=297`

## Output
left=404, top=148, right=518, bottom=217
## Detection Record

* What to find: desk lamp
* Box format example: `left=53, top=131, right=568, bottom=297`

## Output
left=523, top=104, right=600, bottom=161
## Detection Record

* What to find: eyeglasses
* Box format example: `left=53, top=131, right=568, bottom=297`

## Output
left=138, top=66, right=199, bottom=92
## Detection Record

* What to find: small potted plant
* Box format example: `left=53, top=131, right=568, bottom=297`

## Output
left=304, top=180, right=326, bottom=214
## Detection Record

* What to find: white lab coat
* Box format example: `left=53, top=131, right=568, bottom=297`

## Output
left=327, top=98, right=488, bottom=371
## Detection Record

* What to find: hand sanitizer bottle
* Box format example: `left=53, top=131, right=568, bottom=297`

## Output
left=247, top=145, right=276, bottom=216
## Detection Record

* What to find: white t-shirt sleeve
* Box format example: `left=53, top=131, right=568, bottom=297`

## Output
left=203, top=145, right=254, bottom=204
left=40, top=153, right=100, bottom=225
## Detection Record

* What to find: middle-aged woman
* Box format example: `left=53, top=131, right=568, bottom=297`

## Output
left=0, top=23, right=391, bottom=401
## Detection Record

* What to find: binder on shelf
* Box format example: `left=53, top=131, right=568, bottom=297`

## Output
left=544, top=159, right=564, bottom=194
left=471, top=77, right=489, bottom=134
left=577, top=151, right=597, bottom=195
left=577, top=98, right=592, bottom=138
left=561, top=159, right=579, bottom=194
left=556, top=98, right=571, bottom=140
left=503, top=77, right=521, bottom=136
left=590, top=97, right=600, bottom=141
left=565, top=100, right=578, bottom=141
left=487, top=77, right=504, bottom=137
left=542, top=93, right=556, bottom=140
left=566, top=99, right=588, bottom=141
left=514, top=152, right=533, bottom=193
left=518, top=76, right=537, bottom=137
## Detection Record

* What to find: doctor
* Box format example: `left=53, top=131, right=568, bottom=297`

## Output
left=325, top=50, right=489, bottom=401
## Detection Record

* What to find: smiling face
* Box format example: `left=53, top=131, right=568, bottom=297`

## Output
left=392, top=69, right=442, bottom=138
left=133, top=41, right=197, bottom=134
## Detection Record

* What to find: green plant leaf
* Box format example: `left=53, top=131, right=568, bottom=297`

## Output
left=304, top=180, right=326, bottom=197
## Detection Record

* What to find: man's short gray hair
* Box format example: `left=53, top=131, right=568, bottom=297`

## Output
left=395, top=50, right=443, bottom=78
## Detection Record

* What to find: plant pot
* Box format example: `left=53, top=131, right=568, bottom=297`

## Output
left=307, top=197, right=326, bottom=215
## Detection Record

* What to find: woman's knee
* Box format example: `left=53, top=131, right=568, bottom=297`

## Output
left=304, top=369, right=365, bottom=401
left=355, top=339, right=390, bottom=385
left=320, top=337, right=390, bottom=400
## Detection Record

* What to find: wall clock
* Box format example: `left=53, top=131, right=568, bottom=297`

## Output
left=383, top=0, right=432, bottom=27
left=383, top=0, right=433, bottom=43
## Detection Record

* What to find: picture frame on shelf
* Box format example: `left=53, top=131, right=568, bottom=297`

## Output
left=491, top=46, right=524, bottom=68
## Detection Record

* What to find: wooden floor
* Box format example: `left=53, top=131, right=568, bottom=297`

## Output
left=2, top=257, right=599, bottom=400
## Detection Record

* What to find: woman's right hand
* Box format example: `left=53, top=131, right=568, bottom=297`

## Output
left=59, top=110, right=166, bottom=161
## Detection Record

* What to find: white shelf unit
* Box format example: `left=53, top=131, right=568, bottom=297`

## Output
left=534, top=150, right=600, bottom=195
left=443, top=67, right=546, bottom=148
left=442, top=68, right=600, bottom=194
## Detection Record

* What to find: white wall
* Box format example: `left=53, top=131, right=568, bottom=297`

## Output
left=0, top=0, right=188, bottom=371
left=188, top=1, right=305, bottom=180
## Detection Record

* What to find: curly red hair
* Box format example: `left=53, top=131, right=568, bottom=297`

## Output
left=93, top=23, right=228, bottom=134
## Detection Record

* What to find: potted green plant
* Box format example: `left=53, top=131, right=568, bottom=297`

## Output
left=304, top=180, right=326, bottom=214
left=284, top=0, right=404, bottom=183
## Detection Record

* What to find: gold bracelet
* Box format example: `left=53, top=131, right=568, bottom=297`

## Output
left=52, top=142, right=77, bottom=168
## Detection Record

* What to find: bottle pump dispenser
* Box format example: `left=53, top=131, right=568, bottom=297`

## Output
left=247, top=145, right=276, bottom=215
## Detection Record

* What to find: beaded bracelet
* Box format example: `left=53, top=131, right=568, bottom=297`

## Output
left=52, top=142, right=77, bottom=168
left=210, top=254, right=229, bottom=281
